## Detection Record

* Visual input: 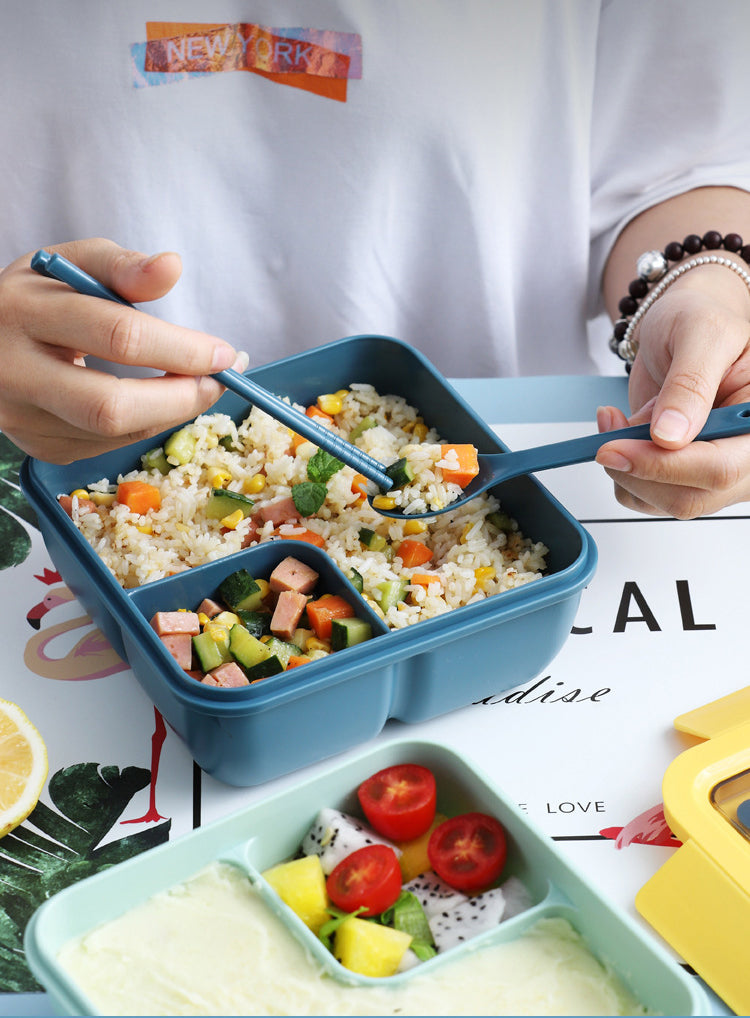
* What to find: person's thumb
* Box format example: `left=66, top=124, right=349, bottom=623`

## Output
left=55, top=238, right=183, bottom=305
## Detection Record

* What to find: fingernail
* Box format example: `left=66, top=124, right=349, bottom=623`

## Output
left=597, top=449, right=632, bottom=472
left=232, top=351, right=249, bottom=373
left=596, top=406, right=612, bottom=432
left=211, top=344, right=238, bottom=371
left=138, top=252, right=164, bottom=271
left=652, top=408, right=690, bottom=444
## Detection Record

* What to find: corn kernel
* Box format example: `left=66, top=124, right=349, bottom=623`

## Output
left=305, top=636, right=331, bottom=653
left=255, top=578, right=271, bottom=600
left=403, top=519, right=428, bottom=535
left=335, top=388, right=349, bottom=398
left=70, top=489, right=89, bottom=499
left=413, top=421, right=429, bottom=442
left=197, top=612, right=210, bottom=626
left=205, top=621, right=228, bottom=639
left=89, top=491, right=116, bottom=507
left=459, top=523, right=474, bottom=544
left=474, top=566, right=496, bottom=590
left=220, top=508, right=245, bottom=529
left=317, top=392, right=343, bottom=415
left=205, top=434, right=219, bottom=449
left=372, top=495, right=397, bottom=511
left=209, top=470, right=232, bottom=489
left=135, top=523, right=152, bottom=535
left=243, top=474, right=266, bottom=495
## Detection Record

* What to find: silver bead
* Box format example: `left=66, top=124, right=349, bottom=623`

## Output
left=636, top=250, right=668, bottom=281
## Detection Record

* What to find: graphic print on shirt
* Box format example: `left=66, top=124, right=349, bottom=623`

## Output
left=131, top=22, right=362, bottom=100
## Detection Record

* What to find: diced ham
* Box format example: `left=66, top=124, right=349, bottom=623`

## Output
left=196, top=598, right=223, bottom=619
left=240, top=517, right=261, bottom=547
left=257, top=496, right=299, bottom=526
left=159, top=633, right=193, bottom=671
left=58, top=494, right=98, bottom=517
left=151, top=611, right=201, bottom=636
left=271, top=589, right=309, bottom=641
left=202, top=661, right=249, bottom=687
left=269, top=555, right=319, bottom=594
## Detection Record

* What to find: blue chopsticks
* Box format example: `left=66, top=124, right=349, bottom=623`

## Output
left=30, top=250, right=394, bottom=491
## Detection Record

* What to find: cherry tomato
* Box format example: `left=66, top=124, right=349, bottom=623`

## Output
left=357, top=763, right=437, bottom=841
left=427, top=812, right=507, bottom=893
left=326, top=844, right=403, bottom=917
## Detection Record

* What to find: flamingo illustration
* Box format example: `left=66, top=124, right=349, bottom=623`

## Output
left=25, top=568, right=167, bottom=824
left=600, top=802, right=682, bottom=849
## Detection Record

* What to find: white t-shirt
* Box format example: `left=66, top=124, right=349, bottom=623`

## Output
left=3, top=0, right=750, bottom=379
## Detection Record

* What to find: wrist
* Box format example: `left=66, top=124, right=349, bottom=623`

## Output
left=609, top=232, right=750, bottom=370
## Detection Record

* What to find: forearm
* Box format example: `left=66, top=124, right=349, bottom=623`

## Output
left=602, top=185, right=750, bottom=320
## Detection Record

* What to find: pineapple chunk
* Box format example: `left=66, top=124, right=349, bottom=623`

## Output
left=262, top=855, right=330, bottom=934
left=396, top=812, right=448, bottom=881
left=334, top=916, right=412, bottom=977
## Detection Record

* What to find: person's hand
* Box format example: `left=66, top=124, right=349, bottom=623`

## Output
left=0, top=238, right=247, bottom=462
left=595, top=261, right=750, bottom=518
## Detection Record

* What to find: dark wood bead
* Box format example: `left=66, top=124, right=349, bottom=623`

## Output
left=683, top=234, right=703, bottom=254
left=723, top=232, right=743, bottom=252
left=740, top=245, right=750, bottom=264
left=618, top=295, right=638, bottom=316
left=628, top=278, right=648, bottom=298
left=613, top=318, right=629, bottom=339
left=664, top=241, right=684, bottom=262
left=702, top=230, right=723, bottom=249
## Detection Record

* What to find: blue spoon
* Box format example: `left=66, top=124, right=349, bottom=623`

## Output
left=30, top=249, right=394, bottom=492
left=366, top=402, right=750, bottom=518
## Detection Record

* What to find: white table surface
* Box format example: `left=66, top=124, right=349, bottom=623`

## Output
left=1, top=373, right=735, bottom=1016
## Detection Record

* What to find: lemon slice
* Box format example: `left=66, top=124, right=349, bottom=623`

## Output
left=0, top=699, right=49, bottom=838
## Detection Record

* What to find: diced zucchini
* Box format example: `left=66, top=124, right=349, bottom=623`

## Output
left=375, top=578, right=409, bottom=613
left=140, top=446, right=172, bottom=475
left=205, top=489, right=255, bottom=521
left=219, top=434, right=237, bottom=451
left=218, top=569, right=263, bottom=612
left=264, top=636, right=303, bottom=669
left=358, top=527, right=388, bottom=553
left=164, top=427, right=197, bottom=466
left=330, top=617, right=372, bottom=651
left=228, top=624, right=272, bottom=670
left=292, top=626, right=313, bottom=649
left=486, top=510, right=514, bottom=533
left=192, top=630, right=232, bottom=672
left=349, top=415, right=377, bottom=441
left=237, top=610, right=272, bottom=638
left=348, top=567, right=364, bottom=593
left=244, top=656, right=285, bottom=682
left=385, top=457, right=415, bottom=488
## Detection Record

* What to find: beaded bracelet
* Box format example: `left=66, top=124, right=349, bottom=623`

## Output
left=609, top=231, right=750, bottom=370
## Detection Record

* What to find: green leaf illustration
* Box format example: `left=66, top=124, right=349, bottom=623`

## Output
left=0, top=762, right=171, bottom=991
left=0, top=433, right=39, bottom=572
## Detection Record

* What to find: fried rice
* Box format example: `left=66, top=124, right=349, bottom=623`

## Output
left=72, top=384, right=548, bottom=630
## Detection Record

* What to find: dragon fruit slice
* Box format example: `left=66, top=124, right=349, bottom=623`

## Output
left=301, top=807, right=400, bottom=875
left=499, top=874, right=533, bottom=921
left=403, top=871, right=469, bottom=918
left=428, top=885, right=507, bottom=952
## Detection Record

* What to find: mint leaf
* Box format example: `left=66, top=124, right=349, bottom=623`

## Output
left=307, top=449, right=344, bottom=484
left=292, top=481, right=328, bottom=517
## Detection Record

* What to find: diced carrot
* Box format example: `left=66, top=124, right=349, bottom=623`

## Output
left=440, top=444, right=480, bottom=488
left=306, top=405, right=335, bottom=425
left=286, top=655, right=311, bottom=669
left=278, top=528, right=326, bottom=549
left=290, top=431, right=309, bottom=454
left=116, top=480, right=162, bottom=514
left=351, top=473, right=368, bottom=496
left=410, top=573, right=442, bottom=589
left=396, top=539, right=434, bottom=568
left=306, top=594, right=355, bottom=639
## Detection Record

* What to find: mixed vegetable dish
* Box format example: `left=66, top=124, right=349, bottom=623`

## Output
left=150, top=555, right=374, bottom=687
